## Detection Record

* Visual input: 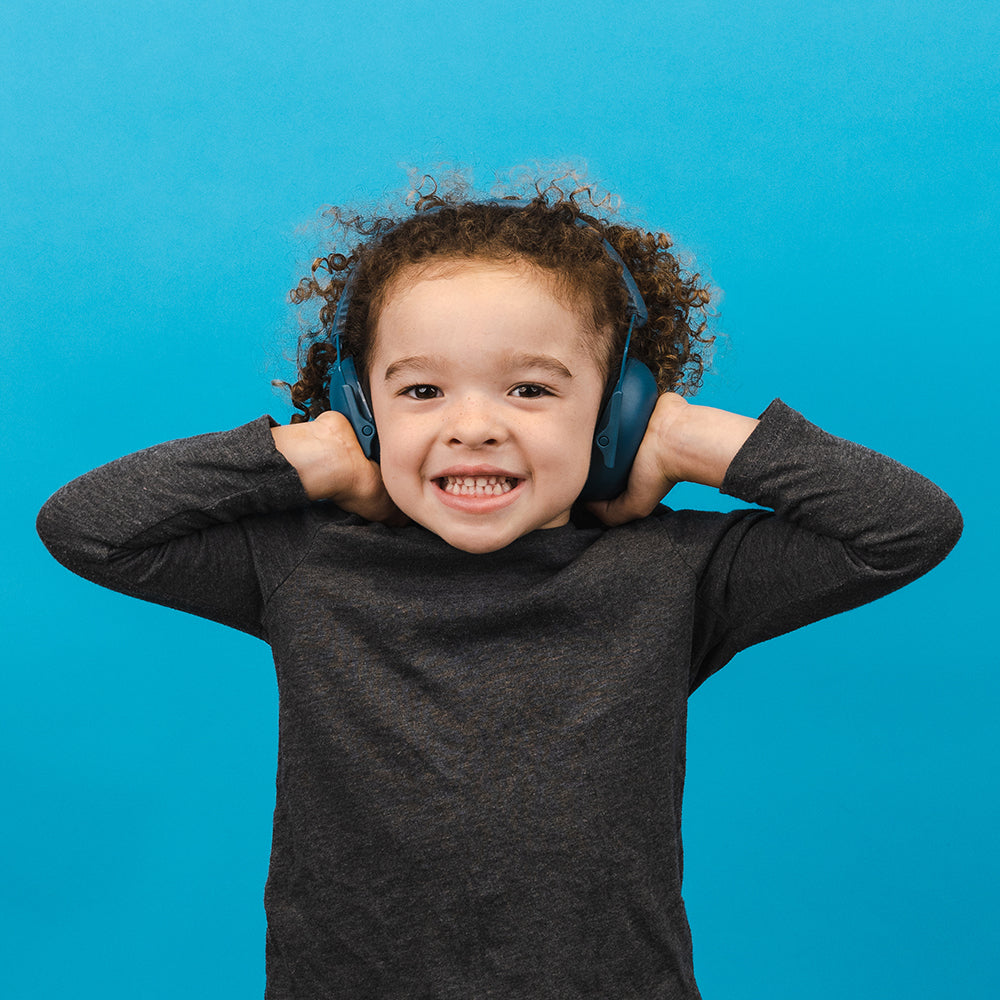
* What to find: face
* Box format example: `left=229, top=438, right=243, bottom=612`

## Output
left=367, top=260, right=608, bottom=554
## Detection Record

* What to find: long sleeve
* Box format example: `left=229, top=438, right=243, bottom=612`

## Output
left=686, top=399, right=963, bottom=689
left=36, top=416, right=313, bottom=639
left=34, top=400, right=963, bottom=999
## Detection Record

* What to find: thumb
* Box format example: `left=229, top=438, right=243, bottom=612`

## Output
left=585, top=493, right=655, bottom=528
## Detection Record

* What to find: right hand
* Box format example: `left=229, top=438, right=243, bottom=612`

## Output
left=271, top=412, right=407, bottom=525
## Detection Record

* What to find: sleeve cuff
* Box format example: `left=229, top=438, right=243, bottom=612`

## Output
left=719, top=398, right=806, bottom=501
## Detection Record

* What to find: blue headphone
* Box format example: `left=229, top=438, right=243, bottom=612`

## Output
left=325, top=200, right=659, bottom=502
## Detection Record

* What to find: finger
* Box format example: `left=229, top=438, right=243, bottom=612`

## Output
left=346, top=460, right=411, bottom=526
left=586, top=492, right=659, bottom=527
left=586, top=459, right=677, bottom=527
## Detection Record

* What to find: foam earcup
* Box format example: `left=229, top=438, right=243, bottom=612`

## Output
left=578, top=358, right=659, bottom=502
left=328, top=356, right=380, bottom=461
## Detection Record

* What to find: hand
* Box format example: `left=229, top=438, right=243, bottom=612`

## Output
left=586, top=393, right=759, bottom=527
left=586, top=393, right=690, bottom=526
left=271, top=412, right=407, bottom=525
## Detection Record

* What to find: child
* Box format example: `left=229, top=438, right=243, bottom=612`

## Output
left=37, top=182, right=962, bottom=999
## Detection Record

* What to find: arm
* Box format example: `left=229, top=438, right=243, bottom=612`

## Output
left=698, top=399, right=961, bottom=685
left=37, top=417, right=321, bottom=637
left=591, top=393, right=961, bottom=571
left=592, top=395, right=962, bottom=687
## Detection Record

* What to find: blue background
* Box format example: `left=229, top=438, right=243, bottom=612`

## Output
left=3, top=1, right=996, bottom=997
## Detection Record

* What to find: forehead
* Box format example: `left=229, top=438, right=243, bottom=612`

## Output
left=372, top=260, right=599, bottom=366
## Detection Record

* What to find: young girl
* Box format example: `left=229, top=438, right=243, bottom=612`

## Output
left=37, top=181, right=962, bottom=999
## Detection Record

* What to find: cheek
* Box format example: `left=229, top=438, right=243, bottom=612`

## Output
left=374, top=453, right=420, bottom=518
left=370, top=393, right=416, bottom=458
left=545, top=408, right=600, bottom=475
left=374, top=417, right=427, bottom=499
left=571, top=395, right=605, bottom=470
left=378, top=411, right=425, bottom=454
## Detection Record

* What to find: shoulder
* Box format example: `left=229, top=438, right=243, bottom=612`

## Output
left=573, top=501, right=768, bottom=577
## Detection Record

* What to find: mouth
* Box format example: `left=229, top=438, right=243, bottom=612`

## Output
left=435, top=474, right=521, bottom=497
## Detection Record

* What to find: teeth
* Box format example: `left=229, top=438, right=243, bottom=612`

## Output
left=440, top=475, right=516, bottom=496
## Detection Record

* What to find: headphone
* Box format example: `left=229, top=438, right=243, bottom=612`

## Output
left=325, top=200, right=659, bottom=502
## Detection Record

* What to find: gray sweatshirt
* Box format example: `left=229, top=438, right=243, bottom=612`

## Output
left=36, top=400, right=962, bottom=999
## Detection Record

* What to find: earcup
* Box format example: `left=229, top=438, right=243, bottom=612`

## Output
left=328, top=353, right=657, bottom=501
left=578, top=358, right=659, bottom=502
left=327, top=356, right=380, bottom=461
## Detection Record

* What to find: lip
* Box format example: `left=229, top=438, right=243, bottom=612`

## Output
left=433, top=464, right=524, bottom=479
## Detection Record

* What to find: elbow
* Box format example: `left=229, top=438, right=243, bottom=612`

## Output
left=927, top=493, right=963, bottom=566
left=36, top=493, right=64, bottom=556
left=903, top=490, right=963, bottom=578
left=36, top=490, right=95, bottom=575
left=855, top=484, right=963, bottom=581
left=36, top=494, right=76, bottom=572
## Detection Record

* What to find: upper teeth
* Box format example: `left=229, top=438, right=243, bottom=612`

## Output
left=441, top=475, right=515, bottom=496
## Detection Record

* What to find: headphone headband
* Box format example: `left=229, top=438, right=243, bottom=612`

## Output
left=331, top=199, right=648, bottom=348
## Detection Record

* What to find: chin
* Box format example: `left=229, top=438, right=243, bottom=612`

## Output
left=393, top=490, right=576, bottom=555
left=436, top=526, right=519, bottom=555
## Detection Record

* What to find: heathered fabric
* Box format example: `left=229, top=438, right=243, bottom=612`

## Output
left=36, top=400, right=962, bottom=999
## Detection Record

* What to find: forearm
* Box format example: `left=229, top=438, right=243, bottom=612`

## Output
left=720, top=400, right=963, bottom=574
left=39, top=417, right=304, bottom=555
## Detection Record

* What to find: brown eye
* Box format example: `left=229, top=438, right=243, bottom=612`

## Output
left=510, top=384, right=551, bottom=398
left=403, top=385, right=441, bottom=400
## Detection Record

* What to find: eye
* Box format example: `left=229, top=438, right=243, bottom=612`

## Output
left=401, top=384, right=441, bottom=400
left=510, top=383, right=552, bottom=399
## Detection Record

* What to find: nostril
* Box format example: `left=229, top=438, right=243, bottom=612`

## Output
left=448, top=438, right=499, bottom=448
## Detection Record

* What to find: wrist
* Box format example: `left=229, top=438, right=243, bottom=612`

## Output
left=659, top=402, right=758, bottom=488
left=270, top=422, right=343, bottom=500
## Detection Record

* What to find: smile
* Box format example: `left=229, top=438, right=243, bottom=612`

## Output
left=437, top=475, right=519, bottom=496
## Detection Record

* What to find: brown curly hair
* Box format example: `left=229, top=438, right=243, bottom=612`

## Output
left=281, top=175, right=716, bottom=423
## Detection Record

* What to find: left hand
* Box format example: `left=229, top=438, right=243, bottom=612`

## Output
left=586, top=393, right=759, bottom=527
left=586, top=393, right=691, bottom=527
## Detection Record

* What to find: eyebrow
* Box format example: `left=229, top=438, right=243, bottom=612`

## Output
left=382, top=352, right=574, bottom=382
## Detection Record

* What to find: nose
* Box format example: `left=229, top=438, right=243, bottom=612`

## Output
left=444, top=393, right=508, bottom=448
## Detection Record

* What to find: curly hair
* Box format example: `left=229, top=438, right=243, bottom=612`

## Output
left=280, top=175, right=716, bottom=423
